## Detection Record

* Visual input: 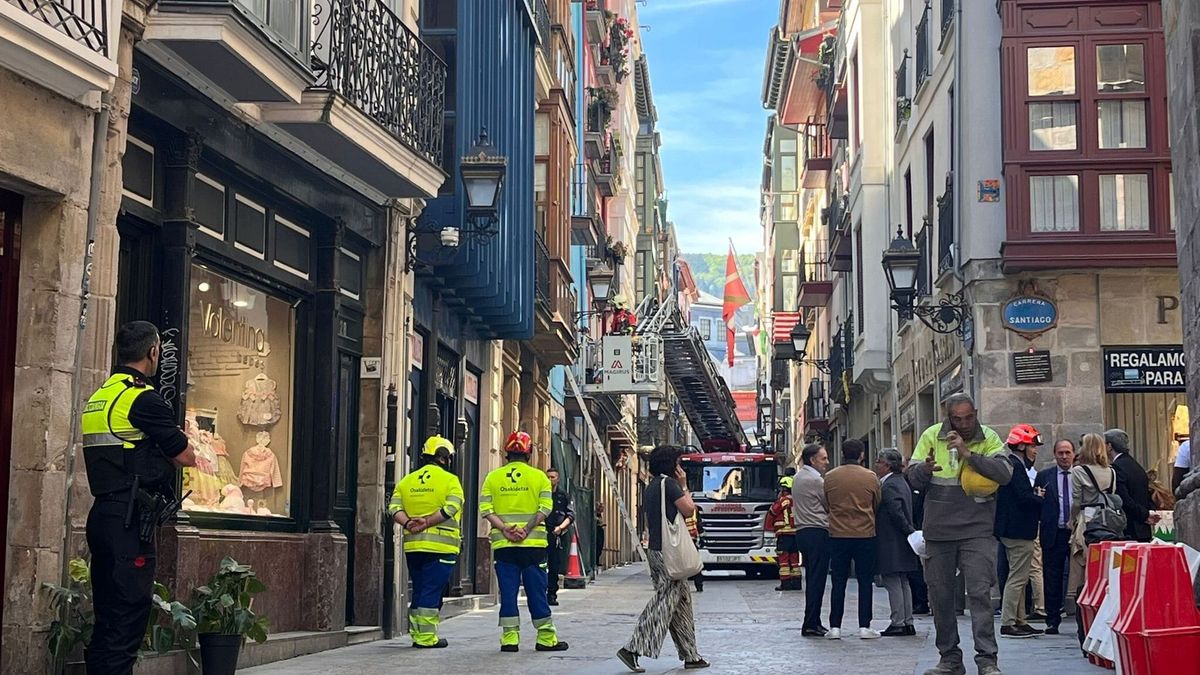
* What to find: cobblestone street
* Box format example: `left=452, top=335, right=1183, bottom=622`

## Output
left=242, top=565, right=1102, bottom=675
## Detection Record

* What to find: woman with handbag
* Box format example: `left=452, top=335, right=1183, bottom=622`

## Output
left=617, top=446, right=710, bottom=673
left=1068, top=432, right=1122, bottom=649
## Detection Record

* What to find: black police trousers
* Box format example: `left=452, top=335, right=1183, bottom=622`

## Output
left=85, top=499, right=156, bottom=675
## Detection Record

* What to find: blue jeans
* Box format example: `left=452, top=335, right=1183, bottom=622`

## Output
left=494, top=547, right=558, bottom=646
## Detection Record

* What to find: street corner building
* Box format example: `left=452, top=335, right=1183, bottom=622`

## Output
left=0, top=0, right=448, bottom=667
left=0, top=0, right=667, bottom=670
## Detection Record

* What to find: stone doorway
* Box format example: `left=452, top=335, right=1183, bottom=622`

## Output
left=0, top=187, right=23, bottom=629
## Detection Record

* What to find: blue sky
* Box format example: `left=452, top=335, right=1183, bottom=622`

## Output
left=638, top=0, right=776, bottom=256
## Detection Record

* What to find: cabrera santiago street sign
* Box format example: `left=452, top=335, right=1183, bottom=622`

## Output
left=1103, top=346, right=1187, bottom=393
left=1001, top=283, right=1058, bottom=339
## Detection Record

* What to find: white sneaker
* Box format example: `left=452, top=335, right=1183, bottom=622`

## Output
left=826, top=628, right=842, bottom=640
left=859, top=628, right=882, bottom=639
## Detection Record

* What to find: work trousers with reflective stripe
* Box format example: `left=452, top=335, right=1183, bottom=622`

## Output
left=494, top=547, right=559, bottom=647
left=776, top=533, right=799, bottom=582
left=406, top=552, right=457, bottom=646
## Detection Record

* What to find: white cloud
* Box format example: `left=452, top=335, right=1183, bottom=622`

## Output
left=667, top=178, right=763, bottom=254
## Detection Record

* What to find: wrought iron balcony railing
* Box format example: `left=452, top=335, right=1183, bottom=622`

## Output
left=805, top=394, right=829, bottom=422
left=571, top=163, right=598, bottom=219
left=10, top=0, right=107, bottom=53
left=311, top=0, right=446, bottom=166
left=937, top=174, right=954, bottom=273
left=896, top=50, right=911, bottom=129
left=801, top=121, right=831, bottom=164
left=535, top=232, right=552, bottom=305
left=940, top=0, right=955, bottom=43
left=916, top=3, right=931, bottom=91
left=827, top=314, right=853, bottom=405
left=915, top=220, right=931, bottom=298
left=534, top=0, right=551, bottom=45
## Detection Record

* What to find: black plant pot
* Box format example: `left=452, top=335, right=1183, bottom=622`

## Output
left=198, top=633, right=242, bottom=675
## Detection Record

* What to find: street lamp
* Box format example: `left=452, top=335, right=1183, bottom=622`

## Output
left=881, top=225, right=970, bottom=336
left=404, top=127, right=508, bottom=272
left=788, top=321, right=832, bottom=373
left=589, top=263, right=615, bottom=304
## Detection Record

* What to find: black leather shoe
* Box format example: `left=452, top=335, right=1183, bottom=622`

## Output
left=414, top=638, right=448, bottom=648
left=905, top=625, right=917, bottom=636
left=1045, top=626, right=1060, bottom=635
left=548, top=597, right=559, bottom=606
left=802, top=627, right=828, bottom=637
left=684, top=659, right=711, bottom=669
left=880, top=625, right=909, bottom=637
left=536, top=641, right=569, bottom=651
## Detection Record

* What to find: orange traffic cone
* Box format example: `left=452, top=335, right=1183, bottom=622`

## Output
left=564, top=531, right=587, bottom=589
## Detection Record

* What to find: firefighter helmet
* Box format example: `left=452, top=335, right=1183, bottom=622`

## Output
left=504, top=431, right=533, bottom=454
left=1005, top=424, right=1043, bottom=447
left=778, top=476, right=793, bottom=490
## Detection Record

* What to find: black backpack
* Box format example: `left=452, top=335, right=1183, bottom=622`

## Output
left=1080, top=466, right=1127, bottom=544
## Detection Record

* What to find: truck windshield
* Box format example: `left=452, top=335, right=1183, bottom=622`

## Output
left=682, top=463, right=777, bottom=502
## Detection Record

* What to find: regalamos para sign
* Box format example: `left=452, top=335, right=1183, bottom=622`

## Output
left=1103, top=346, right=1187, bottom=393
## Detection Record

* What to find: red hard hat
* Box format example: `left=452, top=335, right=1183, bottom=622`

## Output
left=1006, top=424, right=1043, bottom=447
left=504, top=431, right=533, bottom=454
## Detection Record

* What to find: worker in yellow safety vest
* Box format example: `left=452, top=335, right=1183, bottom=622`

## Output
left=389, top=435, right=465, bottom=648
left=479, top=431, right=570, bottom=653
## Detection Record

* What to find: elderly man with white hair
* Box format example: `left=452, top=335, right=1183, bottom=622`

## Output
left=874, top=448, right=919, bottom=637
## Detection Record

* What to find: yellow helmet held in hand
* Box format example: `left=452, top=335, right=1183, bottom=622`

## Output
left=961, top=463, right=999, bottom=497
left=422, top=435, right=455, bottom=456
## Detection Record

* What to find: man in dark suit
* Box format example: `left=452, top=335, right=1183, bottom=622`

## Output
left=1105, top=429, right=1159, bottom=543
left=1035, top=439, right=1076, bottom=634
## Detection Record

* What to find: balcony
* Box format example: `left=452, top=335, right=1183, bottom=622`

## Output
left=1, top=0, right=117, bottom=101
left=797, top=252, right=833, bottom=308
left=533, top=0, right=550, bottom=45
left=818, top=34, right=848, bottom=140
left=584, top=0, right=608, bottom=44
left=804, top=392, right=830, bottom=433
left=824, top=192, right=852, bottom=273
left=584, top=96, right=609, bottom=160
left=594, top=140, right=617, bottom=197
left=533, top=235, right=578, bottom=365
left=937, top=174, right=954, bottom=274
left=571, top=163, right=603, bottom=246
left=915, top=219, right=931, bottom=298
left=827, top=315, right=853, bottom=406
left=800, top=120, right=832, bottom=189
left=940, top=0, right=955, bottom=47
left=915, top=3, right=931, bottom=93
left=535, top=232, right=552, bottom=307
left=259, top=0, right=446, bottom=198
left=144, top=0, right=315, bottom=104
left=896, top=50, right=911, bottom=135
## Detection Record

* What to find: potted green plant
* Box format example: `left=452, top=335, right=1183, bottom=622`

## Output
left=190, top=557, right=269, bottom=675
left=42, top=558, right=195, bottom=670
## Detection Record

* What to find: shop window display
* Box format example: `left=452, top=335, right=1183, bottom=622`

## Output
left=182, top=264, right=294, bottom=517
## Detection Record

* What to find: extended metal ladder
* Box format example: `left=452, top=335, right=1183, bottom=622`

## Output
left=660, top=308, right=749, bottom=449
left=564, top=367, right=647, bottom=562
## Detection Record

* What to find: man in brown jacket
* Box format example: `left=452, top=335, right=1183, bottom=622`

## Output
left=823, top=439, right=882, bottom=639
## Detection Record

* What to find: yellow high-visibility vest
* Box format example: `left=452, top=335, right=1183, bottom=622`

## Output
left=389, top=463, right=465, bottom=554
left=479, top=461, right=553, bottom=550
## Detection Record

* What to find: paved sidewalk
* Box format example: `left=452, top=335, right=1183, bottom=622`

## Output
left=241, top=564, right=1106, bottom=675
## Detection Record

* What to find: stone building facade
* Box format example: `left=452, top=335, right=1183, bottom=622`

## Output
left=0, top=0, right=143, bottom=666
left=1164, top=0, right=1200, bottom=561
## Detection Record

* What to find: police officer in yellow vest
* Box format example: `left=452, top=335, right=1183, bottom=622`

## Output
left=905, top=393, right=1013, bottom=675
left=388, top=435, right=464, bottom=648
left=82, top=321, right=196, bottom=674
left=480, top=431, right=569, bottom=653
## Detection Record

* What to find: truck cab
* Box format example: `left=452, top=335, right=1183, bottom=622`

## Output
left=680, top=448, right=780, bottom=577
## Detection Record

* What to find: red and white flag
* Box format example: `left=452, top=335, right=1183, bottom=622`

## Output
left=721, top=245, right=751, bottom=367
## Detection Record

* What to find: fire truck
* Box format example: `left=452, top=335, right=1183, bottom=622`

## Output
left=568, top=295, right=779, bottom=574
left=680, top=448, right=780, bottom=576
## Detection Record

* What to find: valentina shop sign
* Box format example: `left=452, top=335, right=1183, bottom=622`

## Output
left=1103, top=346, right=1186, bottom=393
left=1001, top=283, right=1058, bottom=338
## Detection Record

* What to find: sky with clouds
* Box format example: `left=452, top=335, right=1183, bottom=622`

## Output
left=638, top=0, right=776, bottom=256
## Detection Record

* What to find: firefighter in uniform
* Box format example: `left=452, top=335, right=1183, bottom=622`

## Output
left=767, top=475, right=801, bottom=591
left=388, top=435, right=464, bottom=649
left=479, top=431, right=569, bottom=653
left=81, top=321, right=196, bottom=674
